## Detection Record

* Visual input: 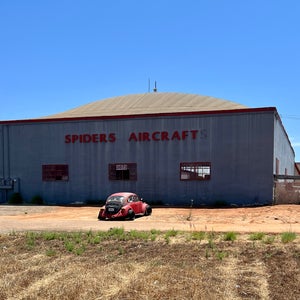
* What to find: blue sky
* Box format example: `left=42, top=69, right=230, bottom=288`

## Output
left=1, top=0, right=300, bottom=160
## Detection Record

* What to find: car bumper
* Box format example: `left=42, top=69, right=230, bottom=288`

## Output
left=98, top=210, right=126, bottom=220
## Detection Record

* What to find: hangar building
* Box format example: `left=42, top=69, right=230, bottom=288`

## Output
left=0, top=92, right=295, bottom=206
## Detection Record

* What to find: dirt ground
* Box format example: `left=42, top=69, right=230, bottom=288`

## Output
left=1, top=204, right=300, bottom=299
left=0, top=204, right=299, bottom=233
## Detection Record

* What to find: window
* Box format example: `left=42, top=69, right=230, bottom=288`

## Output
left=180, top=162, right=211, bottom=181
left=42, top=164, right=69, bottom=181
left=109, top=163, right=137, bottom=181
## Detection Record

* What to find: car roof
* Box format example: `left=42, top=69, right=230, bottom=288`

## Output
left=109, top=192, right=137, bottom=198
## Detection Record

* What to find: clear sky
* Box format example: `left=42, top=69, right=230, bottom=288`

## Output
left=1, top=0, right=300, bottom=160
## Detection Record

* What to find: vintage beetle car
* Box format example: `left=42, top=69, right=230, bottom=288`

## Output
left=98, top=192, right=152, bottom=220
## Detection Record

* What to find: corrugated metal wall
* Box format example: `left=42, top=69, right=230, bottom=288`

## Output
left=273, top=115, right=295, bottom=175
left=0, top=110, right=294, bottom=206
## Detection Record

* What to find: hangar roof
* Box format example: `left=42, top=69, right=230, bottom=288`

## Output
left=43, top=92, right=248, bottom=118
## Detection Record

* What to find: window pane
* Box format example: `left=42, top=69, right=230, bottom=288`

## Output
left=109, top=163, right=137, bottom=181
left=180, top=162, right=211, bottom=181
left=42, top=164, right=69, bottom=181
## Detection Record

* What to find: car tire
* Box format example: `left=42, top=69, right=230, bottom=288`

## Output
left=98, top=212, right=105, bottom=220
left=128, top=209, right=135, bottom=220
left=145, top=205, right=152, bottom=216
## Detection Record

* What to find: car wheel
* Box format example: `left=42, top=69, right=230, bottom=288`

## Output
left=144, top=205, right=152, bottom=216
left=128, top=209, right=135, bottom=220
left=98, top=212, right=105, bottom=220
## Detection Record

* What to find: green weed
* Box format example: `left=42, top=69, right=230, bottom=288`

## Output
left=46, top=248, right=57, bottom=257
left=191, top=231, right=206, bottom=241
left=165, top=229, right=179, bottom=238
left=107, top=227, right=126, bottom=239
left=223, top=231, right=237, bottom=242
left=249, top=232, right=265, bottom=241
left=65, top=240, right=75, bottom=252
left=74, top=245, right=86, bottom=255
left=216, top=251, right=227, bottom=260
left=263, top=235, right=276, bottom=244
left=25, top=232, right=37, bottom=249
left=128, top=230, right=151, bottom=240
left=118, top=246, right=125, bottom=255
left=281, top=232, right=296, bottom=243
left=164, top=229, right=179, bottom=243
left=207, top=238, right=215, bottom=249
left=42, top=232, right=59, bottom=240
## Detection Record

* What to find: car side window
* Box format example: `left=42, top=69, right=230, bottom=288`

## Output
left=128, top=196, right=133, bottom=203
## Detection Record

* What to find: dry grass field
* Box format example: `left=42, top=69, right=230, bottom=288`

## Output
left=0, top=229, right=299, bottom=300
left=0, top=205, right=299, bottom=299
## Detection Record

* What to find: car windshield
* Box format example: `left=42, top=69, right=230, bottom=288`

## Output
left=106, top=196, right=125, bottom=204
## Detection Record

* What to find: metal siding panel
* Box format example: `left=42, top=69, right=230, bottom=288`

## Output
left=273, top=116, right=295, bottom=175
left=4, top=111, right=282, bottom=205
left=210, top=113, right=274, bottom=205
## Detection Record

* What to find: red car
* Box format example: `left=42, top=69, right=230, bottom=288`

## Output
left=98, top=192, right=152, bottom=220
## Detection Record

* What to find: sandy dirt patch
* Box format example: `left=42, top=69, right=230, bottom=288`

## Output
left=0, top=204, right=299, bottom=233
